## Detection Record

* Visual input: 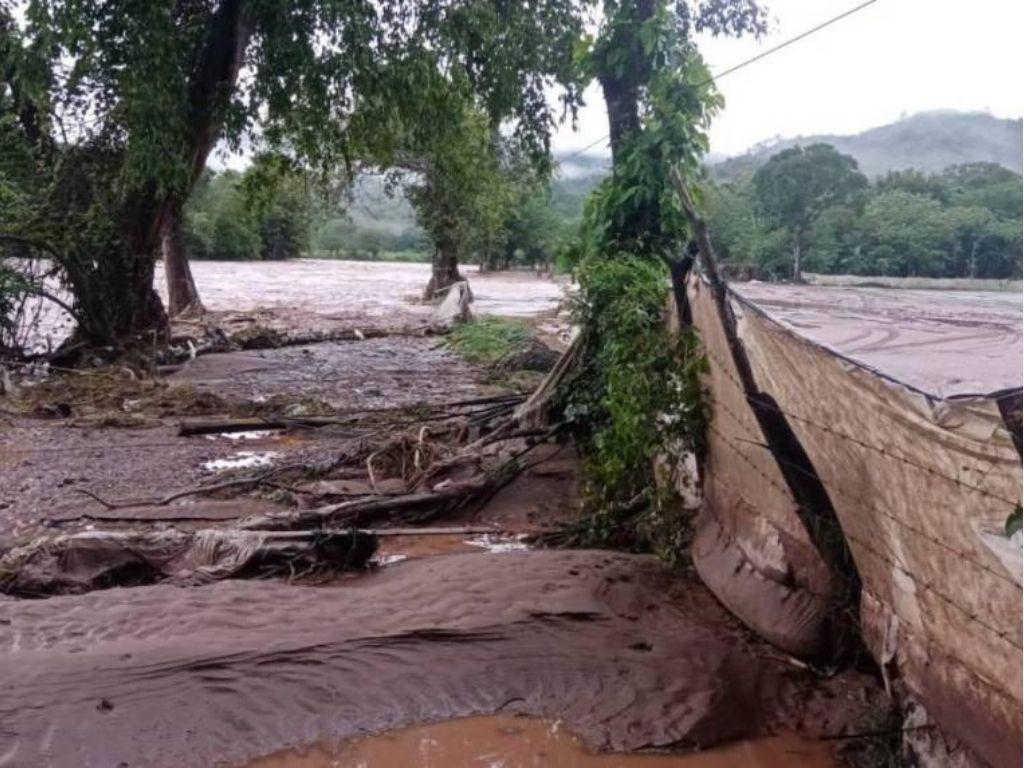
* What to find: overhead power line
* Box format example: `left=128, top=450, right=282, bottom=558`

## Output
left=559, top=0, right=882, bottom=163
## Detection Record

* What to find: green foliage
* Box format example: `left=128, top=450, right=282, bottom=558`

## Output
left=1, top=0, right=589, bottom=349
left=859, top=190, right=950, bottom=276
left=241, top=154, right=313, bottom=261
left=551, top=0, right=763, bottom=556
left=558, top=256, right=707, bottom=557
left=446, top=316, right=531, bottom=365
left=402, top=106, right=516, bottom=278
left=1006, top=505, right=1023, bottom=539
left=185, top=172, right=259, bottom=260
left=0, top=260, right=32, bottom=355
left=183, top=160, right=312, bottom=261
left=705, top=154, right=1023, bottom=280
left=752, top=143, right=869, bottom=276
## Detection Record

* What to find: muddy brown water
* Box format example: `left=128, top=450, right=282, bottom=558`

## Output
left=155, top=260, right=567, bottom=320
left=22, top=260, right=568, bottom=351
left=732, top=282, right=1022, bottom=396
left=242, top=714, right=837, bottom=768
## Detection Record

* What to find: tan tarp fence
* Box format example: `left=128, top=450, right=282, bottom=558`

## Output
left=686, top=275, right=1022, bottom=768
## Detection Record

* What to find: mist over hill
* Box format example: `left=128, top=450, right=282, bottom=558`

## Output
left=317, top=111, right=1022, bottom=253
left=708, top=111, right=1023, bottom=181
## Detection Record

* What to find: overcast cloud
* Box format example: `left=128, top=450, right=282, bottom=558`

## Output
left=553, top=0, right=1024, bottom=158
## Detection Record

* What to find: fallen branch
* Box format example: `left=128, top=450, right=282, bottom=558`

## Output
left=514, top=334, right=583, bottom=429
left=235, top=484, right=488, bottom=532
left=238, top=426, right=562, bottom=534
left=177, top=393, right=527, bottom=436
left=74, top=464, right=305, bottom=512
left=178, top=416, right=353, bottom=436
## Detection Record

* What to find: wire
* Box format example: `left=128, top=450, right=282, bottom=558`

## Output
left=708, top=0, right=880, bottom=83
left=558, top=0, right=882, bottom=163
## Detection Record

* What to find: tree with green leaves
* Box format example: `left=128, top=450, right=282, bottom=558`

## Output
left=859, top=190, right=948, bottom=276
left=752, top=143, right=868, bottom=281
left=180, top=157, right=312, bottom=266
left=552, top=0, right=767, bottom=548
left=397, top=106, right=515, bottom=298
left=0, top=0, right=586, bottom=357
left=240, top=154, right=313, bottom=262
left=484, top=180, right=565, bottom=272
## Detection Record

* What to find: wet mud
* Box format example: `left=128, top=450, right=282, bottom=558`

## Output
left=0, top=266, right=900, bottom=768
left=0, top=418, right=305, bottom=542
left=0, top=550, right=883, bottom=768
left=168, top=336, right=492, bottom=410
left=0, top=332, right=508, bottom=543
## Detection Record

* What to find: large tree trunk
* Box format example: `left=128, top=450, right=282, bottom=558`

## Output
left=108, top=0, right=252, bottom=341
left=147, top=0, right=253, bottom=317
left=423, top=232, right=463, bottom=300
left=596, top=0, right=654, bottom=166
left=792, top=237, right=803, bottom=282
left=599, top=75, right=642, bottom=167
left=163, top=207, right=204, bottom=316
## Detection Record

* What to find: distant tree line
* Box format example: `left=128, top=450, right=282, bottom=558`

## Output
left=704, top=144, right=1023, bottom=281
left=183, top=150, right=578, bottom=272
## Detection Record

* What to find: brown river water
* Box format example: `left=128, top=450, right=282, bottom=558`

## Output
left=242, top=715, right=837, bottom=768
left=21, top=259, right=1021, bottom=396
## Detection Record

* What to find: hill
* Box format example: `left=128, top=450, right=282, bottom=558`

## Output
left=312, top=111, right=1022, bottom=253
left=708, top=111, right=1023, bottom=181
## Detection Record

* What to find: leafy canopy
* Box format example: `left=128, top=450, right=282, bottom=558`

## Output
left=753, top=143, right=868, bottom=237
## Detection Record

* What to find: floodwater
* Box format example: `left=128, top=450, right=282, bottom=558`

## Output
left=19, top=259, right=566, bottom=351
left=165, top=261, right=1021, bottom=396
left=155, top=259, right=566, bottom=320
left=733, top=282, right=1022, bottom=396
left=242, top=715, right=837, bottom=768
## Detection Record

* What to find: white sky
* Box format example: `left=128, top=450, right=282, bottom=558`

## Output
left=553, top=0, right=1024, bottom=158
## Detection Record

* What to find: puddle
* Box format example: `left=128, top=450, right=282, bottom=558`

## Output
left=370, top=532, right=531, bottom=567
left=206, top=430, right=282, bottom=442
left=241, top=714, right=837, bottom=768
left=466, top=533, right=531, bottom=553
left=202, top=451, right=279, bottom=472
left=371, top=553, right=410, bottom=566
left=371, top=532, right=489, bottom=563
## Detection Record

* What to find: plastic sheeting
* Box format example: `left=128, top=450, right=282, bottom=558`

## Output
left=686, top=274, right=1022, bottom=768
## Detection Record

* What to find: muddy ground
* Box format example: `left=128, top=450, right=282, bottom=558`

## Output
left=0, top=267, right=900, bottom=767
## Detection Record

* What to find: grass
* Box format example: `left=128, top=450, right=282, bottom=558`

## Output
left=445, top=316, right=532, bottom=365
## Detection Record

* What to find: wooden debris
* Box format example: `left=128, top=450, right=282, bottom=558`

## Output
left=0, top=528, right=378, bottom=597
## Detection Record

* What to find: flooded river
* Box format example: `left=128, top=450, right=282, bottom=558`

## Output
left=156, top=259, right=566, bottom=320
left=733, top=282, right=1022, bottom=396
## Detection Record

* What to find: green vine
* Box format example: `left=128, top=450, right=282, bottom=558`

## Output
left=556, top=255, right=707, bottom=559
left=549, top=1, right=750, bottom=558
